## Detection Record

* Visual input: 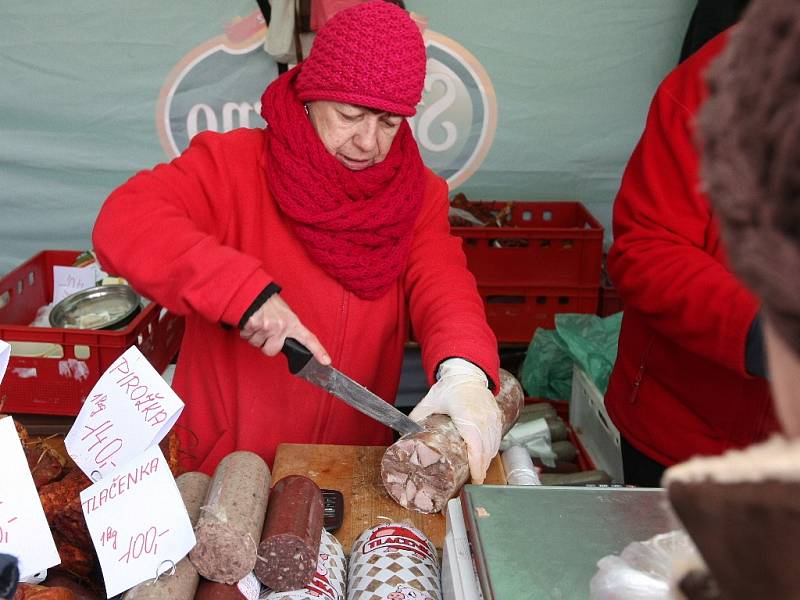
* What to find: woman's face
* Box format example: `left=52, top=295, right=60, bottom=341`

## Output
left=307, top=101, right=404, bottom=171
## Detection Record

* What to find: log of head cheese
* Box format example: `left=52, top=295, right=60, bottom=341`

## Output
left=347, top=523, right=440, bottom=600
left=190, top=452, right=272, bottom=584
left=381, top=369, right=524, bottom=513
left=259, top=530, right=346, bottom=600
left=254, top=475, right=324, bottom=591
left=194, top=573, right=262, bottom=600
left=663, top=436, right=800, bottom=600
left=123, top=471, right=211, bottom=600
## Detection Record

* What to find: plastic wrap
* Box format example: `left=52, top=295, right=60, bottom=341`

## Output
left=589, top=530, right=702, bottom=600
left=501, top=445, right=540, bottom=485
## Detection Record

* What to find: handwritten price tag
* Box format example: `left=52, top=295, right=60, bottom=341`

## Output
left=0, top=417, right=60, bottom=579
left=65, top=346, right=184, bottom=480
left=53, top=266, right=97, bottom=304
left=80, top=444, right=195, bottom=598
left=0, top=339, right=9, bottom=385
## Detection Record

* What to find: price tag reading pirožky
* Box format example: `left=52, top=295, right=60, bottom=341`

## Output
left=0, top=339, right=9, bottom=385
left=0, top=416, right=61, bottom=579
left=80, top=444, right=196, bottom=598
left=65, top=346, right=183, bottom=480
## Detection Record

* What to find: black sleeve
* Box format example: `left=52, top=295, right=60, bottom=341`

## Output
left=679, top=0, right=752, bottom=62
left=220, top=282, right=282, bottom=330
left=237, top=282, right=283, bottom=329
left=745, top=312, right=768, bottom=378
left=0, top=553, right=19, bottom=600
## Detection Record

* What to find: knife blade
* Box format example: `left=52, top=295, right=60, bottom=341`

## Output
left=280, top=338, right=424, bottom=436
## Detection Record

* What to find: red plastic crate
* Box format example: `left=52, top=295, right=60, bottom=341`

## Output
left=481, top=284, right=599, bottom=343
left=597, top=284, right=623, bottom=316
left=0, top=250, right=184, bottom=416
left=452, top=201, right=604, bottom=288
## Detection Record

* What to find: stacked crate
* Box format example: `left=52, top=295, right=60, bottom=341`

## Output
left=451, top=201, right=604, bottom=343
left=0, top=250, right=183, bottom=415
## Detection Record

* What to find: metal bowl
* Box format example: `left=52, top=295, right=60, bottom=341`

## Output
left=49, top=285, right=142, bottom=330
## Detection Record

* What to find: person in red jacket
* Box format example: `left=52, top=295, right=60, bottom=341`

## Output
left=92, top=1, right=502, bottom=480
left=661, top=5, right=800, bottom=596
left=604, top=29, right=778, bottom=486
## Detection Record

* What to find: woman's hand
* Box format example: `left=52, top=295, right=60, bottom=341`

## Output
left=239, top=294, right=331, bottom=365
left=409, top=358, right=502, bottom=484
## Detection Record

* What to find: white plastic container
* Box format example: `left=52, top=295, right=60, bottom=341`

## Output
left=569, top=364, right=625, bottom=483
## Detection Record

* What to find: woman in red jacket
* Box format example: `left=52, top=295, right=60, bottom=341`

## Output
left=92, top=1, right=502, bottom=479
left=604, top=30, right=778, bottom=486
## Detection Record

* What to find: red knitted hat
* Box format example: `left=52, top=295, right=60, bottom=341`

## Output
left=296, top=1, right=426, bottom=116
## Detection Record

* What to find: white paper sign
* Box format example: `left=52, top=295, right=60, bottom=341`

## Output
left=0, top=339, right=9, bottom=385
left=53, top=265, right=97, bottom=304
left=80, top=445, right=196, bottom=598
left=0, top=416, right=61, bottom=578
left=65, top=346, right=184, bottom=480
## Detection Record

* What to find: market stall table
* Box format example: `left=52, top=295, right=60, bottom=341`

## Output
left=445, top=485, right=675, bottom=599
left=271, top=443, right=507, bottom=553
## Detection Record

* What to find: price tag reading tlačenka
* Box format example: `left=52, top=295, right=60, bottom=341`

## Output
left=80, top=444, right=196, bottom=598
left=0, top=416, right=61, bottom=579
left=65, top=346, right=184, bottom=480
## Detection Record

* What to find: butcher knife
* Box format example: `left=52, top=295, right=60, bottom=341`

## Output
left=281, top=337, right=424, bottom=435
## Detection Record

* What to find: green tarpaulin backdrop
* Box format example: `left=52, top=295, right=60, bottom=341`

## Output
left=1, top=1, right=695, bottom=274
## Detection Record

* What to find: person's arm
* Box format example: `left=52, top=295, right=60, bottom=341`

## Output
left=93, top=131, right=330, bottom=363
left=403, top=171, right=502, bottom=483
left=93, top=131, right=273, bottom=327
left=608, top=78, right=759, bottom=376
left=403, top=172, right=500, bottom=388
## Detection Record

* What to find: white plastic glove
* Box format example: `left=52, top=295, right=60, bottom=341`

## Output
left=409, top=358, right=503, bottom=484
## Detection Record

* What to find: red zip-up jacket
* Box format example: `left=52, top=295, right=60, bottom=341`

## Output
left=605, top=31, right=778, bottom=467
left=93, top=128, right=499, bottom=473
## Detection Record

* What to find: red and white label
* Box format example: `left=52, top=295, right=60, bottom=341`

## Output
left=360, top=525, right=436, bottom=563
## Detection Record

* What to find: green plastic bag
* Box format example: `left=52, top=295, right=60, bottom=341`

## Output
left=519, top=312, right=622, bottom=400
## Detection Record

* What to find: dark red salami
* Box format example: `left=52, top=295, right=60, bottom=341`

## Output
left=254, top=475, right=324, bottom=591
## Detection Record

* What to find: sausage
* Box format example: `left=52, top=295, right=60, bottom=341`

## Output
left=123, top=472, right=211, bottom=600
left=519, top=402, right=557, bottom=420
left=550, top=440, right=578, bottom=463
left=544, top=417, right=568, bottom=443
left=260, top=530, right=346, bottom=600
left=348, top=523, right=440, bottom=600
left=12, top=584, right=75, bottom=600
left=193, top=574, right=262, bottom=600
left=52, top=541, right=93, bottom=578
left=190, top=452, right=271, bottom=584
left=176, top=471, right=213, bottom=525
left=254, top=476, right=323, bottom=591
left=41, top=576, right=99, bottom=600
left=380, top=369, right=524, bottom=514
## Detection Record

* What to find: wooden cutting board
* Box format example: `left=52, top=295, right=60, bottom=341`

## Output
left=272, top=443, right=506, bottom=554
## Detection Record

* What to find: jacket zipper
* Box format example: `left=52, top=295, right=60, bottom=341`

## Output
left=629, top=337, right=654, bottom=404
left=318, top=289, right=349, bottom=439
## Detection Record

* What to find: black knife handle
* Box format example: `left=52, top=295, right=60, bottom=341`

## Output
left=281, top=337, right=314, bottom=374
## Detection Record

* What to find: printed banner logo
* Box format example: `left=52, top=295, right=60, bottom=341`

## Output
left=157, top=11, right=496, bottom=189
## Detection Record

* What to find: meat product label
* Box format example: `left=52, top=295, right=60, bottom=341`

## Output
left=348, top=524, right=440, bottom=600
left=358, top=526, right=436, bottom=563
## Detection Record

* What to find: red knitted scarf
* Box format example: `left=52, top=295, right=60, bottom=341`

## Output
left=260, top=67, right=426, bottom=300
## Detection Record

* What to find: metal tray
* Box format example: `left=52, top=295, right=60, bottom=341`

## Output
left=49, top=285, right=141, bottom=330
